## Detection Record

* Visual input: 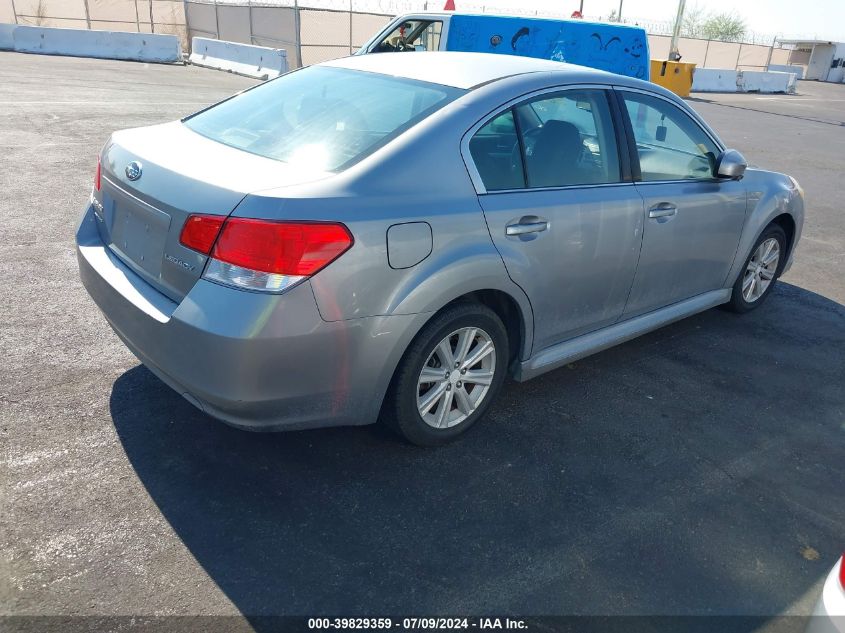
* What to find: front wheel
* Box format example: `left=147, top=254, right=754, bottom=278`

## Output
left=382, top=302, right=508, bottom=446
left=726, top=224, right=787, bottom=313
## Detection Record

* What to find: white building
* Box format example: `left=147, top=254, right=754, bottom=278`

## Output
left=773, top=39, right=845, bottom=82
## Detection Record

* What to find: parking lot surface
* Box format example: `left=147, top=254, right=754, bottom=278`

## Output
left=1, top=53, right=844, bottom=623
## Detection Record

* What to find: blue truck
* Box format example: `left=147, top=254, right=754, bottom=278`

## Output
left=358, top=12, right=650, bottom=80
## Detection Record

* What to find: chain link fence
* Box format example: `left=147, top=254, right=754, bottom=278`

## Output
left=1, top=0, right=187, bottom=46
left=181, top=0, right=793, bottom=71
left=647, top=33, right=792, bottom=71
left=1, top=0, right=795, bottom=73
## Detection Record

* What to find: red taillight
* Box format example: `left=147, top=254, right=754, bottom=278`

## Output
left=95, top=157, right=101, bottom=192
left=211, top=219, right=353, bottom=276
left=180, top=214, right=226, bottom=254
left=839, top=554, right=845, bottom=590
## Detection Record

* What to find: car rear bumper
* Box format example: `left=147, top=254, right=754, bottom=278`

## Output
left=807, top=559, right=845, bottom=633
left=76, top=203, right=428, bottom=431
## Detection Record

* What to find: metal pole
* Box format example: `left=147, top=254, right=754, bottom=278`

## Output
left=213, top=0, right=219, bottom=39
left=82, top=0, right=91, bottom=29
left=348, top=0, right=353, bottom=55
left=579, top=0, right=583, bottom=13
left=182, top=0, right=190, bottom=48
left=294, top=0, right=303, bottom=67
left=765, top=34, right=778, bottom=70
left=248, top=0, right=254, bottom=45
left=134, top=0, right=141, bottom=31
left=617, top=0, right=623, bottom=22
left=669, top=0, right=686, bottom=60
left=10, top=0, right=19, bottom=24
left=149, top=0, right=155, bottom=33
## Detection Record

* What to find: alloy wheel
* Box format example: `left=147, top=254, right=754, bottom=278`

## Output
left=416, top=327, right=497, bottom=429
left=742, top=238, right=780, bottom=303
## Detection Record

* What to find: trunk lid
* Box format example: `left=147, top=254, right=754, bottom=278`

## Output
left=96, top=121, right=330, bottom=302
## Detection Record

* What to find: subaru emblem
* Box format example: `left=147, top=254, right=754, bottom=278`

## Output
left=125, top=161, right=143, bottom=181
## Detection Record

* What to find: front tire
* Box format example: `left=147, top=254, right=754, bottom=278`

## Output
left=382, top=302, right=508, bottom=446
left=726, top=224, right=787, bottom=313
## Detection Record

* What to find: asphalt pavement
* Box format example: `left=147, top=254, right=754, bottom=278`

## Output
left=1, top=53, right=843, bottom=626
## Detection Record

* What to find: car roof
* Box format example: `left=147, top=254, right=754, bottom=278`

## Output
left=322, top=52, right=610, bottom=90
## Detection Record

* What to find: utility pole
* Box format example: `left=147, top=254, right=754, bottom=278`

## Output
left=294, top=0, right=303, bottom=68
left=765, top=33, right=780, bottom=70
left=669, top=0, right=687, bottom=61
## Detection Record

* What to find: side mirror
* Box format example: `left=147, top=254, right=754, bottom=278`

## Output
left=716, top=149, right=747, bottom=180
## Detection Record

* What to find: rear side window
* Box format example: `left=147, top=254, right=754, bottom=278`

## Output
left=469, top=110, right=525, bottom=192
left=621, top=92, right=719, bottom=181
left=184, top=66, right=464, bottom=172
left=516, top=90, right=621, bottom=188
left=468, top=89, right=621, bottom=191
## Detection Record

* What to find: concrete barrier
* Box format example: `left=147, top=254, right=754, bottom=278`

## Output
left=0, top=23, right=14, bottom=51
left=768, top=64, right=804, bottom=80
left=691, top=68, right=739, bottom=92
left=739, top=70, right=796, bottom=93
left=692, top=68, right=797, bottom=94
left=7, top=25, right=181, bottom=63
left=189, top=37, right=288, bottom=80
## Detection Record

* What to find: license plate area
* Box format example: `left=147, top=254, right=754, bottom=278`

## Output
left=106, top=190, right=172, bottom=279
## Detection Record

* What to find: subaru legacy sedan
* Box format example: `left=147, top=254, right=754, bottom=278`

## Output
left=77, top=52, right=804, bottom=445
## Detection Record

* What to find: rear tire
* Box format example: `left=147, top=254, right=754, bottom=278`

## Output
left=725, top=224, right=787, bottom=313
left=382, top=302, right=508, bottom=446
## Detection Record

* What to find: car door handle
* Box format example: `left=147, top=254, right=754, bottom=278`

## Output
left=505, top=220, right=550, bottom=236
left=648, top=203, right=678, bottom=219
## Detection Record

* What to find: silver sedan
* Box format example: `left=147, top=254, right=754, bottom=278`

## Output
left=76, top=52, right=804, bottom=445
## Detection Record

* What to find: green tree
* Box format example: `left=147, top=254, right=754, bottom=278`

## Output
left=680, top=4, right=708, bottom=38
left=701, top=12, right=747, bottom=42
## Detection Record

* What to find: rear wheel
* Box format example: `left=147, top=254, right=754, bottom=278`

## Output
left=726, top=224, right=787, bottom=313
left=382, top=302, right=508, bottom=446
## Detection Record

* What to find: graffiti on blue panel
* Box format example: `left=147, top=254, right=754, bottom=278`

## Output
left=446, top=15, right=650, bottom=80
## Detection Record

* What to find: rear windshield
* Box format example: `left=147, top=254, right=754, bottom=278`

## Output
left=184, top=66, right=465, bottom=172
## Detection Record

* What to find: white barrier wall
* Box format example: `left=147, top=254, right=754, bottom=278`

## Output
left=5, top=25, right=181, bottom=62
left=0, top=22, right=14, bottom=50
left=692, top=68, right=797, bottom=93
left=739, top=70, right=796, bottom=93
left=768, top=64, right=804, bottom=79
left=691, top=68, right=738, bottom=92
left=189, top=37, right=288, bottom=80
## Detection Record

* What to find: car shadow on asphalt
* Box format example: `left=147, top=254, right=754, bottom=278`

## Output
left=109, top=282, right=845, bottom=622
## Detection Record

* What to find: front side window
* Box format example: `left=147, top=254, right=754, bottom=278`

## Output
left=468, top=89, right=621, bottom=192
left=184, top=66, right=464, bottom=172
left=622, top=92, right=719, bottom=181
left=373, top=19, right=443, bottom=53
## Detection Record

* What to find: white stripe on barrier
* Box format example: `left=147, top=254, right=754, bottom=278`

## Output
left=7, top=25, right=181, bottom=63
left=189, top=37, right=288, bottom=80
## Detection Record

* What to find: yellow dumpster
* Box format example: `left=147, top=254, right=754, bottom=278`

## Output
left=650, top=60, right=696, bottom=97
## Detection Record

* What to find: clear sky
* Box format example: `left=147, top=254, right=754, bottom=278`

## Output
left=459, top=0, right=845, bottom=42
